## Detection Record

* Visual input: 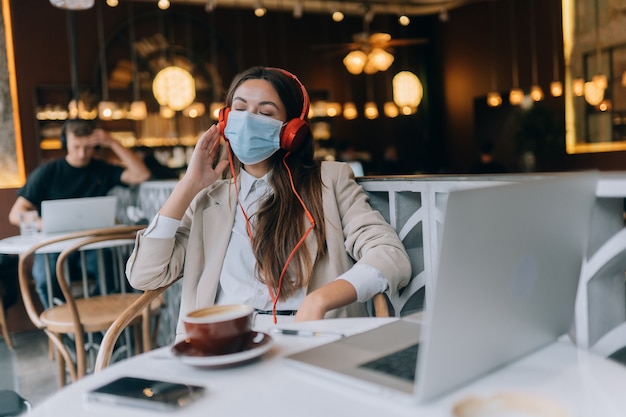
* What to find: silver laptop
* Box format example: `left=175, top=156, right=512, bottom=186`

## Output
left=285, top=172, right=598, bottom=403
left=41, top=196, right=118, bottom=234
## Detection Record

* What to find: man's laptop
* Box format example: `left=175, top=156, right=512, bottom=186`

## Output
left=285, top=172, right=598, bottom=403
left=41, top=196, right=118, bottom=234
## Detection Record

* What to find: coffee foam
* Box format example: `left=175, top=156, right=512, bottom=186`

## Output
left=185, top=304, right=253, bottom=323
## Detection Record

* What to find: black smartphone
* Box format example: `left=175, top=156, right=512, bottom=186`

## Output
left=85, top=376, right=205, bottom=411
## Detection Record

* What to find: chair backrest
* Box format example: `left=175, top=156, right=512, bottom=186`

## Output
left=94, top=276, right=181, bottom=372
left=17, top=225, right=144, bottom=331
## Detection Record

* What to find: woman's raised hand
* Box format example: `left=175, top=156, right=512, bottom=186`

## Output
left=183, top=125, right=229, bottom=191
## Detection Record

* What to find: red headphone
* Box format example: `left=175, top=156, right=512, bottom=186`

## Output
left=218, top=67, right=311, bottom=153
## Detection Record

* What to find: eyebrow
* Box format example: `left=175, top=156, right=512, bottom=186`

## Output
left=232, top=97, right=280, bottom=111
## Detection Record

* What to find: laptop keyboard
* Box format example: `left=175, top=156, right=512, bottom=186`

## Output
left=358, top=344, right=420, bottom=381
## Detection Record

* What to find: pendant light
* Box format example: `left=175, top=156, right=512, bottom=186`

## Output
left=97, top=0, right=115, bottom=120
left=584, top=0, right=606, bottom=106
left=528, top=0, right=543, bottom=102
left=487, top=1, right=502, bottom=107
left=128, top=2, right=147, bottom=120
left=549, top=0, right=563, bottom=97
left=66, top=10, right=81, bottom=119
left=364, top=76, right=378, bottom=119
left=508, top=0, right=523, bottom=106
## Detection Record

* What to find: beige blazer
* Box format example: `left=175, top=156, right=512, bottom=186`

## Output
left=127, top=161, right=411, bottom=338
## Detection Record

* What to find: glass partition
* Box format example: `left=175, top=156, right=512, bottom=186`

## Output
left=0, top=0, right=24, bottom=188
left=564, top=0, right=626, bottom=153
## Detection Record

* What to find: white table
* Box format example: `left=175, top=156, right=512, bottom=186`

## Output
left=26, top=317, right=626, bottom=417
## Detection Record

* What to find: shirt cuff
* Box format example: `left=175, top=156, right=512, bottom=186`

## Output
left=143, top=214, right=180, bottom=239
left=336, top=263, right=389, bottom=303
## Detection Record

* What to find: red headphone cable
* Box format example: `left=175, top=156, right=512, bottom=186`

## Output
left=227, top=146, right=314, bottom=323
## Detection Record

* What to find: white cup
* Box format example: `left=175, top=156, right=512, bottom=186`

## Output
left=19, top=210, right=39, bottom=236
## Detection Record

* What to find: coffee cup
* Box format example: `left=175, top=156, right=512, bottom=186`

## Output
left=183, top=304, right=254, bottom=355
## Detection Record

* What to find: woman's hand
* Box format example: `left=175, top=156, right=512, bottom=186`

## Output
left=181, top=125, right=229, bottom=192
left=158, top=125, right=229, bottom=220
left=294, top=280, right=357, bottom=322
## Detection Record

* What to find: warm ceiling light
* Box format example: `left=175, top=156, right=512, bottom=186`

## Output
left=550, top=81, right=563, bottom=97
left=509, top=88, right=524, bottom=105
left=367, top=48, right=394, bottom=73
left=573, top=78, right=585, bottom=96
left=400, top=105, right=416, bottom=115
left=160, top=105, right=175, bottom=119
left=343, top=50, right=368, bottom=75
left=332, top=11, right=344, bottom=22
left=157, top=0, right=170, bottom=10
left=384, top=102, right=399, bottom=118
left=398, top=15, right=410, bottom=26
left=364, top=102, right=379, bottom=119
left=393, top=71, right=423, bottom=109
left=592, top=73, right=608, bottom=90
left=530, top=85, right=544, bottom=102
left=98, top=101, right=116, bottom=120
left=129, top=101, right=147, bottom=120
left=598, top=99, right=611, bottom=112
left=343, top=102, right=358, bottom=120
left=183, top=102, right=206, bottom=118
left=326, top=102, right=342, bottom=117
left=105, top=0, right=118, bottom=6
left=153, top=66, right=196, bottom=111
left=487, top=92, right=502, bottom=107
left=210, top=102, right=225, bottom=120
left=254, top=4, right=267, bottom=17
left=584, top=81, right=604, bottom=106
left=49, top=0, right=94, bottom=9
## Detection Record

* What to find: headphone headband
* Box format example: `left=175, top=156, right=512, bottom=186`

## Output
left=264, top=67, right=310, bottom=121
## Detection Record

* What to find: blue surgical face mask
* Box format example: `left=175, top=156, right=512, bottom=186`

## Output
left=224, top=111, right=283, bottom=165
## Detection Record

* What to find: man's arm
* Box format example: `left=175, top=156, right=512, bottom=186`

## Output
left=93, top=129, right=151, bottom=185
left=8, top=196, right=39, bottom=228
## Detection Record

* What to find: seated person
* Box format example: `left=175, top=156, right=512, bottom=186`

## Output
left=126, top=67, right=411, bottom=340
left=8, top=119, right=150, bottom=308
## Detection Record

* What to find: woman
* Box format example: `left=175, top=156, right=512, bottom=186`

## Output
left=126, top=67, right=411, bottom=338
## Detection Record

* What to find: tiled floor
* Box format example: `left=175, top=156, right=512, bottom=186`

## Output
left=0, top=330, right=58, bottom=407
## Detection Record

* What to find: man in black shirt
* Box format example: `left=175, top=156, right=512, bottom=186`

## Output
left=8, top=119, right=150, bottom=308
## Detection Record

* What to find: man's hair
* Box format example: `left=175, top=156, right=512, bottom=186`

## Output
left=60, top=119, right=97, bottom=149
left=64, top=119, right=97, bottom=138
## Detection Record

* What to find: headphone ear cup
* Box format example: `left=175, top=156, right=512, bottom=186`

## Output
left=218, top=107, right=230, bottom=137
left=281, top=118, right=310, bottom=152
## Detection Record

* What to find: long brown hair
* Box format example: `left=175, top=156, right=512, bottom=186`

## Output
left=224, top=67, right=327, bottom=299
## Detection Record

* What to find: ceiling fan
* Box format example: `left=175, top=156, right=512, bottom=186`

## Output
left=312, top=31, right=428, bottom=75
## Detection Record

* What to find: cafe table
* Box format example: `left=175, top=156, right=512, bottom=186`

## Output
left=24, top=317, right=626, bottom=417
left=0, top=230, right=137, bottom=309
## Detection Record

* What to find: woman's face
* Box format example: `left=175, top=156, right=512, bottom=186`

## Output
left=230, top=78, right=287, bottom=123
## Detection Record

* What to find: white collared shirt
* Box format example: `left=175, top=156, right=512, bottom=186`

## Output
left=144, top=169, right=388, bottom=309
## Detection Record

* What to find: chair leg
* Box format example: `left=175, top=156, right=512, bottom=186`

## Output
left=133, top=324, right=142, bottom=355
left=45, top=331, right=77, bottom=387
left=0, top=301, right=14, bottom=349
left=0, top=283, right=14, bottom=349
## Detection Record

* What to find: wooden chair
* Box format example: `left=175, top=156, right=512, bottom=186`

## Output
left=95, top=276, right=181, bottom=372
left=17, top=225, right=161, bottom=387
